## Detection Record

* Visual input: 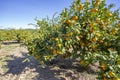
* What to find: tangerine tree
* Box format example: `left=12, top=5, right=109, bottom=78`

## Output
left=26, top=0, right=120, bottom=79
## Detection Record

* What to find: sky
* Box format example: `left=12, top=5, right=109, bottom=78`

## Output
left=0, top=0, right=120, bottom=29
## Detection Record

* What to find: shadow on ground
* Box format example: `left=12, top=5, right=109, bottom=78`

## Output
left=3, top=51, right=97, bottom=80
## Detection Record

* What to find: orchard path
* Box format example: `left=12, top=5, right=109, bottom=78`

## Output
left=0, top=43, right=97, bottom=80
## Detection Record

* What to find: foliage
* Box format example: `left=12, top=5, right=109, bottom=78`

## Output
left=26, top=0, right=120, bottom=79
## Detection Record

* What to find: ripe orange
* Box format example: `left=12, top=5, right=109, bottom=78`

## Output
left=95, top=1, right=100, bottom=6
left=78, top=4, right=84, bottom=12
left=53, top=49, right=57, bottom=54
left=67, top=20, right=72, bottom=25
left=96, top=18, right=101, bottom=23
left=90, top=22, right=94, bottom=27
left=108, top=12, right=112, bottom=16
left=91, top=9, right=98, bottom=12
left=99, top=40, right=103, bottom=43
left=103, top=77, right=107, bottom=80
left=109, top=71, right=115, bottom=77
left=73, top=16, right=78, bottom=21
left=89, top=28, right=93, bottom=33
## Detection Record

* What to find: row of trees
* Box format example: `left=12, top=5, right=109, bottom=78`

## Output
left=0, top=29, right=38, bottom=48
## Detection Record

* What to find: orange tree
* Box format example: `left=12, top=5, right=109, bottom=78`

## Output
left=0, top=29, right=16, bottom=41
left=26, top=0, right=120, bottom=79
left=0, top=29, right=3, bottom=48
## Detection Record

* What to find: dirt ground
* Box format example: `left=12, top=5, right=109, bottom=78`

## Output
left=0, top=43, right=97, bottom=80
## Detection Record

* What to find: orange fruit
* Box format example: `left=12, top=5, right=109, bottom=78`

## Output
left=53, top=49, right=57, bottom=54
left=109, top=71, right=116, bottom=77
left=95, top=1, right=100, bottom=6
left=108, top=12, right=112, bottom=16
left=89, top=28, right=93, bottom=33
left=57, top=44, right=62, bottom=48
left=67, top=20, right=72, bottom=25
left=96, top=18, right=101, bottom=23
left=78, top=4, right=84, bottom=12
left=91, top=9, right=98, bottom=12
left=55, top=38, right=59, bottom=41
left=101, top=62, right=108, bottom=70
left=99, top=40, right=103, bottom=43
left=73, top=16, right=78, bottom=21
left=113, top=77, right=120, bottom=80
left=90, top=22, right=94, bottom=27
left=57, top=51, right=62, bottom=55
left=103, top=77, right=107, bottom=80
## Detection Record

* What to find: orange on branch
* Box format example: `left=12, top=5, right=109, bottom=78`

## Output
left=73, top=16, right=78, bottom=21
left=78, top=4, right=84, bottom=12
left=108, top=12, right=112, bottom=17
left=91, top=9, right=98, bottom=12
left=53, top=49, right=57, bottom=54
left=109, top=71, right=116, bottom=77
left=95, top=1, right=100, bottom=6
left=57, top=51, right=62, bottom=55
left=67, top=20, right=72, bottom=25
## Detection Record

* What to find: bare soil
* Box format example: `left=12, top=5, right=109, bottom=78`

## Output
left=0, top=43, right=97, bottom=80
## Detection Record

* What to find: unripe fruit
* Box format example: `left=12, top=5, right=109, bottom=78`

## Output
left=109, top=71, right=116, bottom=77
left=57, top=44, right=62, bottom=48
left=101, top=62, right=108, bottom=70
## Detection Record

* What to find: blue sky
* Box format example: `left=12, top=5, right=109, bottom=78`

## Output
left=0, top=0, right=120, bottom=29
